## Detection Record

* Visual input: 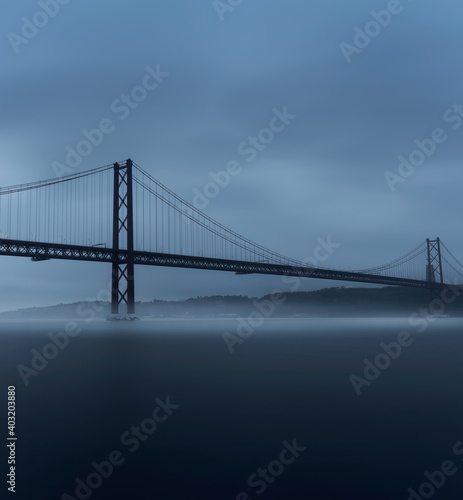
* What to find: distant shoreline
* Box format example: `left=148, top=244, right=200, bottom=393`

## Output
left=2, top=286, right=462, bottom=319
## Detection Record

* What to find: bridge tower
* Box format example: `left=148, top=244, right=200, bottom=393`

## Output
left=426, top=237, right=444, bottom=303
left=110, top=159, right=135, bottom=318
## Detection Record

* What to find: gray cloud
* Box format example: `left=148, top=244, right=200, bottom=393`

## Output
left=1, top=0, right=462, bottom=311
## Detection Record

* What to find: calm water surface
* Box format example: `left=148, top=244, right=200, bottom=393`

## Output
left=1, top=318, right=462, bottom=499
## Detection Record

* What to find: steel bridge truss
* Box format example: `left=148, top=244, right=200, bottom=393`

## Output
left=0, top=237, right=452, bottom=292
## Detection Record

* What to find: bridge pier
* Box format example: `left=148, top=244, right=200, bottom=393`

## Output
left=108, top=159, right=136, bottom=320
left=426, top=238, right=446, bottom=315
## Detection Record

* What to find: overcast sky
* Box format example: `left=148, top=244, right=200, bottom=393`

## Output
left=1, top=0, right=462, bottom=312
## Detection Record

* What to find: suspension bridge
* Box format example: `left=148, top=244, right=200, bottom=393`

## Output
left=1, top=159, right=462, bottom=317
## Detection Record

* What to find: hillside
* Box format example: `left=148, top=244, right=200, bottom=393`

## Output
left=1, top=286, right=461, bottom=319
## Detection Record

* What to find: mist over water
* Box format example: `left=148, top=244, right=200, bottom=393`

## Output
left=2, top=318, right=463, bottom=499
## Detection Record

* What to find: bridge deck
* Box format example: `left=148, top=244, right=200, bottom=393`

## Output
left=0, top=238, right=453, bottom=290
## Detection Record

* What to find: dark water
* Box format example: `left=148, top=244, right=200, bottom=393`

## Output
left=1, top=318, right=463, bottom=499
